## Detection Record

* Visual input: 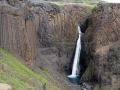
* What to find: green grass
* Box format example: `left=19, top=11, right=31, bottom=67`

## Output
left=50, top=0, right=100, bottom=6
left=43, top=83, right=46, bottom=90
left=105, top=72, right=110, bottom=77
left=72, top=0, right=100, bottom=3
left=82, top=3, right=95, bottom=9
left=51, top=1, right=95, bottom=8
left=50, top=2, right=74, bottom=6
left=0, top=47, right=62, bottom=90
left=42, top=69, right=51, bottom=76
left=84, top=67, right=90, bottom=74
left=98, top=85, right=101, bottom=90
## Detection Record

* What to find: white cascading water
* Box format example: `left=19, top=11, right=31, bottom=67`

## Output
left=68, top=26, right=81, bottom=78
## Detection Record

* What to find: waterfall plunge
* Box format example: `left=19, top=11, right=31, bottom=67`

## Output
left=68, top=26, right=81, bottom=78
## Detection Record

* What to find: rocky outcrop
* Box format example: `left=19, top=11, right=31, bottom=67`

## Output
left=0, top=0, right=36, bottom=67
left=82, top=3, right=120, bottom=90
left=0, top=83, right=13, bottom=90
left=33, top=3, right=90, bottom=48
left=33, top=3, right=78, bottom=47
left=61, top=5, right=90, bottom=25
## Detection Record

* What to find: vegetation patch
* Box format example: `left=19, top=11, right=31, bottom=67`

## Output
left=50, top=2, right=73, bottom=6
left=42, top=69, right=51, bottom=76
left=72, top=0, right=100, bottom=3
left=82, top=3, right=95, bottom=10
left=98, top=85, right=101, bottom=90
left=51, top=0, right=100, bottom=6
left=43, top=83, right=46, bottom=90
left=105, top=72, right=110, bottom=77
left=0, top=47, right=63, bottom=90
left=84, top=67, right=90, bottom=74
left=87, top=15, right=92, bottom=28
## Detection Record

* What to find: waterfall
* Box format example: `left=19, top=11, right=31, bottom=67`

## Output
left=68, top=26, right=81, bottom=78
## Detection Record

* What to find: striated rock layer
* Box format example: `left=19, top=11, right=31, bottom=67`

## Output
left=82, top=3, right=120, bottom=90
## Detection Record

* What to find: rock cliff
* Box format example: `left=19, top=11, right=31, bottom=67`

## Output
left=31, top=1, right=90, bottom=90
left=82, top=3, right=120, bottom=90
left=0, top=0, right=36, bottom=67
left=0, top=0, right=90, bottom=62
left=0, top=0, right=90, bottom=90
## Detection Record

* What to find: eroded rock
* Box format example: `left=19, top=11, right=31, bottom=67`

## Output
left=83, top=3, right=120, bottom=90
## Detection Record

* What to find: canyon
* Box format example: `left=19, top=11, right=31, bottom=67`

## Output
left=0, top=0, right=90, bottom=90
left=0, top=0, right=120, bottom=90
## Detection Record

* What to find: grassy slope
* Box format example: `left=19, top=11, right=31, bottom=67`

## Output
left=50, top=2, right=95, bottom=10
left=50, top=2, right=75, bottom=5
left=0, top=47, right=64, bottom=90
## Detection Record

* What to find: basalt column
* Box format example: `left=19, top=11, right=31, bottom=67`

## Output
left=0, top=0, right=36, bottom=67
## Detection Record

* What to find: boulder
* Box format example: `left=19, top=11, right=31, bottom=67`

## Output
left=0, top=83, right=13, bottom=90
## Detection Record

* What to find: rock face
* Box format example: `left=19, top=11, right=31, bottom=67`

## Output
left=33, top=3, right=78, bottom=48
left=0, top=0, right=90, bottom=90
left=0, top=0, right=90, bottom=66
left=82, top=3, right=120, bottom=90
left=0, top=83, right=13, bottom=90
left=0, top=0, right=36, bottom=67
left=31, top=2, right=90, bottom=90
left=32, top=3, right=90, bottom=70
left=61, top=5, right=90, bottom=25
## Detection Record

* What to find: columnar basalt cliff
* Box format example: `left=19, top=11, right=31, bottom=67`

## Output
left=0, top=0, right=90, bottom=64
left=31, top=2, right=91, bottom=90
left=2, top=1, right=120, bottom=90
left=0, top=0, right=91, bottom=90
left=0, top=0, right=36, bottom=67
left=32, top=2, right=90, bottom=48
left=82, top=3, right=120, bottom=90
left=61, top=5, right=90, bottom=25
left=33, top=3, right=78, bottom=47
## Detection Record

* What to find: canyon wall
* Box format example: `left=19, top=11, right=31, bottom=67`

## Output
left=0, top=0, right=90, bottom=89
left=82, top=3, right=120, bottom=90
left=0, top=0, right=90, bottom=67
left=31, top=2, right=90, bottom=90
left=0, top=0, right=36, bottom=67
left=32, top=2, right=90, bottom=48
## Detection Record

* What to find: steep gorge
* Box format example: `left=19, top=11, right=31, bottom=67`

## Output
left=1, top=0, right=120, bottom=90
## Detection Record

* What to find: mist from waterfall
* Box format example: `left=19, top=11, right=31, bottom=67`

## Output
left=68, top=26, right=81, bottom=78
